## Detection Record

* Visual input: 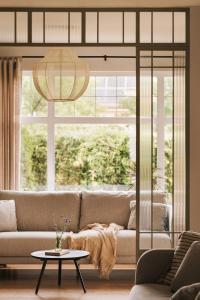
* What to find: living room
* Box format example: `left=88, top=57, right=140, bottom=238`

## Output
left=0, top=0, right=200, bottom=299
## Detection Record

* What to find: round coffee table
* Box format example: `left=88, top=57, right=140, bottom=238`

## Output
left=31, top=249, right=89, bottom=295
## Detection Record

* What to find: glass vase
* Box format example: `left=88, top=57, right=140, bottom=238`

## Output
left=55, top=231, right=62, bottom=252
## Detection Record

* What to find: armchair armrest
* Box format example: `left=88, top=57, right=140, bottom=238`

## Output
left=136, top=248, right=174, bottom=284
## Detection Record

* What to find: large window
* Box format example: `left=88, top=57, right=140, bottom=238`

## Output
left=20, top=71, right=136, bottom=191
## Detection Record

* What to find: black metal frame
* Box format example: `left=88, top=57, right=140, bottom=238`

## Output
left=0, top=6, right=190, bottom=260
left=0, top=7, right=189, bottom=47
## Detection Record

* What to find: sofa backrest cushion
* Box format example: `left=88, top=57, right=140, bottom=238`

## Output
left=80, top=190, right=166, bottom=230
left=0, top=191, right=81, bottom=232
left=79, top=191, right=135, bottom=229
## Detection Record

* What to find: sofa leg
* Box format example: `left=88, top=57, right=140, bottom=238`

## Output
left=0, top=264, right=7, bottom=268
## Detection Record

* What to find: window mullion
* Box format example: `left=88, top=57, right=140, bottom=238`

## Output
left=47, top=102, right=55, bottom=191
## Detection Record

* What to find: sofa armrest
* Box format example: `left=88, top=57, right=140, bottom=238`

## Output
left=136, top=248, right=174, bottom=284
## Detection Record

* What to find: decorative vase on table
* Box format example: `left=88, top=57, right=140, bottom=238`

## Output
left=54, top=216, right=71, bottom=252
left=55, top=231, right=63, bottom=252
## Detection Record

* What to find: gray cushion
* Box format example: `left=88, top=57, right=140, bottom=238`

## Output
left=162, top=231, right=200, bottom=285
left=171, top=283, right=200, bottom=300
left=80, top=191, right=135, bottom=229
left=171, top=241, right=200, bottom=292
left=0, top=191, right=81, bottom=232
left=129, top=284, right=172, bottom=300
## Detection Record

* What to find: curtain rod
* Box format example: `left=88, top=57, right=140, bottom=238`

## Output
left=21, top=55, right=184, bottom=60
left=22, top=55, right=137, bottom=61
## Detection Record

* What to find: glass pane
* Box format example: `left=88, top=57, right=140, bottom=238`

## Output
left=75, top=97, right=95, bottom=116
left=124, top=12, right=136, bottom=43
left=45, top=12, right=68, bottom=43
left=55, top=74, right=136, bottom=117
left=16, top=12, right=28, bottom=43
left=82, top=76, right=95, bottom=97
left=174, top=52, right=186, bottom=232
left=99, top=12, right=123, bottom=43
left=96, top=76, right=116, bottom=96
left=174, top=12, right=186, bottom=43
left=86, top=12, right=97, bottom=43
left=117, top=97, right=135, bottom=117
left=70, top=12, right=82, bottom=43
left=153, top=12, right=172, bottom=43
left=138, top=50, right=186, bottom=254
left=55, top=102, right=75, bottom=117
left=117, top=75, right=136, bottom=117
left=140, top=68, right=152, bottom=242
left=96, top=97, right=117, bottom=117
left=55, top=124, right=135, bottom=191
left=140, top=12, right=151, bottom=43
left=32, top=12, right=43, bottom=43
left=0, top=12, right=14, bottom=43
left=117, top=76, right=136, bottom=97
left=153, top=58, right=173, bottom=68
left=22, top=71, right=47, bottom=117
left=20, top=124, right=47, bottom=191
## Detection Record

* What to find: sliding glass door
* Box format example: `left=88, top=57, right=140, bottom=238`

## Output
left=137, top=50, right=187, bottom=257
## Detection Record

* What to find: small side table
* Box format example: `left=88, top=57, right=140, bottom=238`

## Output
left=31, top=249, right=89, bottom=295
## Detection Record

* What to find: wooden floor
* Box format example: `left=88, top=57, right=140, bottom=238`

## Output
left=0, top=265, right=134, bottom=300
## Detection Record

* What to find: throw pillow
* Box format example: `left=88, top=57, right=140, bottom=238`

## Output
left=171, top=241, right=200, bottom=292
left=0, top=200, right=17, bottom=231
left=162, top=231, right=200, bottom=285
left=127, top=200, right=169, bottom=231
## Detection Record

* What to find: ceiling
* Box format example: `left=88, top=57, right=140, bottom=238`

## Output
left=0, top=0, right=200, bottom=8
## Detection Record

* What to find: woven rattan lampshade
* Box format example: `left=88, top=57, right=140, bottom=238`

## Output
left=33, top=48, right=90, bottom=101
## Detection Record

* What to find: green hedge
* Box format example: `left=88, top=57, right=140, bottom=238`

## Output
left=20, top=126, right=172, bottom=193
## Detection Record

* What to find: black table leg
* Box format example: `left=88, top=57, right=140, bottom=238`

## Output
left=58, top=260, right=62, bottom=286
left=75, top=261, right=79, bottom=280
left=74, top=260, right=86, bottom=293
left=35, top=260, right=47, bottom=295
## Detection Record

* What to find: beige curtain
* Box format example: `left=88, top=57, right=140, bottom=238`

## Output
left=0, top=58, right=21, bottom=190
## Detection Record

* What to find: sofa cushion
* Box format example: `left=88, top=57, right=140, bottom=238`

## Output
left=117, top=230, right=135, bottom=257
left=117, top=230, right=171, bottom=258
left=0, top=200, right=17, bottom=231
left=80, top=191, right=135, bottom=229
left=162, top=231, right=200, bottom=285
left=171, top=283, right=200, bottom=300
left=128, top=200, right=169, bottom=231
left=128, top=284, right=172, bottom=300
left=0, top=231, right=70, bottom=256
left=0, top=191, right=81, bottom=232
left=171, top=241, right=200, bottom=292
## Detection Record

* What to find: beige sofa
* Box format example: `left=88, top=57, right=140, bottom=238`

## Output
left=0, top=190, right=171, bottom=265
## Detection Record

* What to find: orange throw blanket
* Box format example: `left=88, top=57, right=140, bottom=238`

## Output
left=68, top=223, right=124, bottom=279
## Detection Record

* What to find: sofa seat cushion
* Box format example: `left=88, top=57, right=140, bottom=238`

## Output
left=117, top=230, right=135, bottom=257
left=117, top=230, right=171, bottom=258
left=0, top=231, right=70, bottom=257
left=129, top=284, right=172, bottom=300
